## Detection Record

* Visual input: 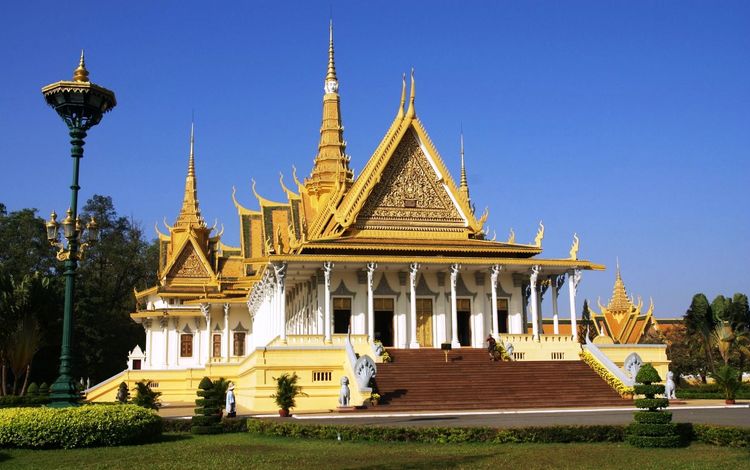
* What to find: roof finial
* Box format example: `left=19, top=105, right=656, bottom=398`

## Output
left=325, top=20, right=338, bottom=84
left=73, top=49, right=89, bottom=82
left=188, top=120, right=195, bottom=178
left=616, top=257, right=621, bottom=278
left=459, top=127, right=471, bottom=206
left=405, top=68, right=416, bottom=117
left=397, top=73, right=406, bottom=119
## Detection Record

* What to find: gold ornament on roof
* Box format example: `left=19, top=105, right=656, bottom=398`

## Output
left=534, top=221, right=544, bottom=247
left=569, top=233, right=580, bottom=260
left=507, top=228, right=515, bottom=244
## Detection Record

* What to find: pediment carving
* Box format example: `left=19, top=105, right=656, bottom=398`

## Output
left=356, top=130, right=464, bottom=230
left=167, top=243, right=210, bottom=279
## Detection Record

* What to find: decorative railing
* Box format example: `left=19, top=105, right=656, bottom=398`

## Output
left=582, top=338, right=634, bottom=397
left=269, top=334, right=370, bottom=347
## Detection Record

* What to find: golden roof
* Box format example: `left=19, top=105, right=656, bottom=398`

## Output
left=591, top=264, right=656, bottom=343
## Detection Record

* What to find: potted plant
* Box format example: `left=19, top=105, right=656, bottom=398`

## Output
left=712, top=364, right=742, bottom=404
left=381, top=351, right=392, bottom=363
left=271, top=373, right=304, bottom=417
left=369, top=392, right=381, bottom=407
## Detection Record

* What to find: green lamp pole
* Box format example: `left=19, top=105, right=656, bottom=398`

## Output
left=42, top=52, right=116, bottom=407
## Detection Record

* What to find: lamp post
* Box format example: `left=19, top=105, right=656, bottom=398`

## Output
left=42, top=51, right=116, bottom=407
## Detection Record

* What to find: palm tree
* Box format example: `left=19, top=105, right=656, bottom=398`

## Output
left=684, top=294, right=716, bottom=373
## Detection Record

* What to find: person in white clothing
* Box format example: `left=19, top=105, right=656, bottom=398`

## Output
left=225, top=383, right=236, bottom=418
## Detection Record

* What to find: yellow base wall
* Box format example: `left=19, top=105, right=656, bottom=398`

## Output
left=87, top=335, right=374, bottom=413
left=595, top=344, right=671, bottom=381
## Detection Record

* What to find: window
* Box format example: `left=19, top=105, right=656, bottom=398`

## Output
left=180, top=334, right=193, bottom=357
left=233, top=332, right=245, bottom=356
left=212, top=334, right=222, bottom=358
left=333, top=297, right=352, bottom=334
left=132, top=359, right=141, bottom=370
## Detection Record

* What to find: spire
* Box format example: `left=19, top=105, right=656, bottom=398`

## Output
left=175, top=121, right=205, bottom=229
left=325, top=20, right=337, bottom=84
left=608, top=259, right=631, bottom=313
left=459, top=129, right=471, bottom=209
left=73, top=50, right=89, bottom=82
left=306, top=21, right=352, bottom=200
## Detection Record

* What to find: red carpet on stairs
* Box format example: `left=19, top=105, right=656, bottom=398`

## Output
left=371, top=348, right=630, bottom=411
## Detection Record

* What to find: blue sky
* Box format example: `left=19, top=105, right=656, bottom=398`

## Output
left=1, top=1, right=748, bottom=317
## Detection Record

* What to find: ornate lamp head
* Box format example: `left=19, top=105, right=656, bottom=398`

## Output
left=61, top=208, right=75, bottom=239
left=85, top=217, right=99, bottom=244
left=41, top=51, right=117, bottom=130
left=46, top=211, right=59, bottom=242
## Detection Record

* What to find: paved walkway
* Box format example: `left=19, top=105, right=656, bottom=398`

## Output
left=162, top=400, right=750, bottom=427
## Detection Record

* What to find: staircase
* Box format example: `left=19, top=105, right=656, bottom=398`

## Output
left=372, top=349, right=629, bottom=411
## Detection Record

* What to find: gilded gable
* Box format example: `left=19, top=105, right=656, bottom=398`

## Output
left=167, top=243, right=210, bottom=280
left=356, top=129, right=464, bottom=232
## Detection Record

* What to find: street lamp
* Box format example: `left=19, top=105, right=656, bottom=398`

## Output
left=42, top=51, right=116, bottom=407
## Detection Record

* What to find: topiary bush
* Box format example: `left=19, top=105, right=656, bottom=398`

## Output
left=191, top=377, right=221, bottom=434
left=0, top=404, right=162, bottom=449
left=116, top=382, right=130, bottom=404
left=26, top=382, right=39, bottom=396
left=626, top=364, right=682, bottom=448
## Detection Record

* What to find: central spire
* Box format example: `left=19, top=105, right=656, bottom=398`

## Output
left=459, top=130, right=472, bottom=211
left=306, top=20, right=352, bottom=202
left=175, top=122, right=205, bottom=229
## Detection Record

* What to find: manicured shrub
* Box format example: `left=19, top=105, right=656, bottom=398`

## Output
left=0, top=404, right=162, bottom=449
left=38, top=383, right=49, bottom=397
left=116, top=382, right=130, bottom=404
left=26, top=383, right=39, bottom=396
left=132, top=381, right=161, bottom=409
left=693, top=424, right=750, bottom=448
left=626, top=364, right=682, bottom=448
left=246, top=420, right=626, bottom=444
left=162, top=417, right=247, bottom=434
left=0, top=395, right=50, bottom=408
left=191, top=377, right=221, bottom=434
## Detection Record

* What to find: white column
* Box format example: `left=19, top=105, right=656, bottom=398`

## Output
left=223, top=303, right=230, bottom=361
left=551, top=276, right=560, bottom=335
left=144, top=319, right=153, bottom=368
left=274, top=263, right=287, bottom=344
left=450, top=264, right=460, bottom=348
left=530, top=266, right=540, bottom=341
left=568, top=268, right=582, bottom=341
left=194, top=317, right=202, bottom=365
left=367, top=262, right=376, bottom=341
left=409, top=263, right=420, bottom=348
left=323, top=261, right=333, bottom=343
left=201, top=303, right=210, bottom=364
left=160, top=317, right=169, bottom=368
left=490, top=265, right=501, bottom=336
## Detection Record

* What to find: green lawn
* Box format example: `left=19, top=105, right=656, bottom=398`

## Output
left=1, top=433, right=748, bottom=470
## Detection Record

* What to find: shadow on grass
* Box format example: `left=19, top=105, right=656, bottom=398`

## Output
left=0, top=452, right=10, bottom=463
left=157, top=433, right=194, bottom=443
left=355, top=450, right=495, bottom=470
left=408, top=416, right=458, bottom=422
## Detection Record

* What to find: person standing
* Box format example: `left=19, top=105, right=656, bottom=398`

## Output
left=225, top=383, right=236, bottom=418
left=487, top=335, right=498, bottom=361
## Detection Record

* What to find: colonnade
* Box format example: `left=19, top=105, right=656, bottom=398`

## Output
left=268, top=262, right=584, bottom=348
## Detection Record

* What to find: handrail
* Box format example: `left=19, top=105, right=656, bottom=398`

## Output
left=583, top=337, right=634, bottom=387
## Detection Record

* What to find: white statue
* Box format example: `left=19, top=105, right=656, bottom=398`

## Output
left=665, top=371, right=676, bottom=400
left=338, top=376, right=350, bottom=407
left=505, top=342, right=514, bottom=359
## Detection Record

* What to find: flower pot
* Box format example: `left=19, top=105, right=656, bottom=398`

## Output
left=278, top=409, right=291, bottom=417
left=725, top=399, right=736, bottom=405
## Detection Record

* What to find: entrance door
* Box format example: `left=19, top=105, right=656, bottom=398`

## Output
left=457, top=298, right=472, bottom=346
left=374, top=298, right=395, bottom=347
left=496, top=298, right=509, bottom=334
left=333, top=297, right=352, bottom=334
left=416, top=298, right=433, bottom=347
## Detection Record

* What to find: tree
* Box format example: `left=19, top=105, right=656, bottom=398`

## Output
left=660, top=323, right=705, bottom=383
left=71, top=195, right=158, bottom=383
left=684, top=294, right=716, bottom=374
left=578, top=299, right=594, bottom=344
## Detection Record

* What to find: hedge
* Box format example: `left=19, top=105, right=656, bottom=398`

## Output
left=0, top=404, right=162, bottom=449
left=163, top=417, right=246, bottom=434
left=0, top=395, right=50, bottom=408
left=246, top=420, right=625, bottom=444
left=633, top=411, right=673, bottom=424
left=693, top=424, right=750, bottom=448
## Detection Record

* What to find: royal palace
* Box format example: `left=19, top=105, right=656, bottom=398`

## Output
left=87, top=24, right=668, bottom=412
